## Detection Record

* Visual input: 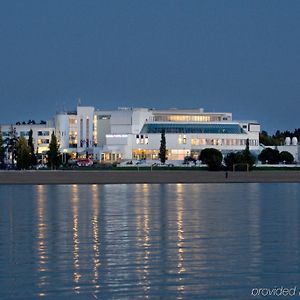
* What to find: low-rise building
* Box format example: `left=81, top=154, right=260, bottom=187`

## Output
left=1, top=105, right=261, bottom=163
left=0, top=123, right=54, bottom=155
left=96, top=107, right=260, bottom=162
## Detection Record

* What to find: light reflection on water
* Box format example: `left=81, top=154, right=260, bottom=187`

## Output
left=36, top=185, right=48, bottom=298
left=1, top=183, right=300, bottom=299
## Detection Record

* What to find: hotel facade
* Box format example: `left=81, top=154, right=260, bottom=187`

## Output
left=0, top=123, right=55, bottom=155
left=1, top=106, right=261, bottom=162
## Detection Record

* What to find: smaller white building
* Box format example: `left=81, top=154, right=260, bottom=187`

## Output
left=0, top=122, right=55, bottom=157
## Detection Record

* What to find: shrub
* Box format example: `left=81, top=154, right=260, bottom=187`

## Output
left=199, top=148, right=223, bottom=171
left=279, top=151, right=294, bottom=164
left=224, top=152, right=244, bottom=171
left=258, top=148, right=280, bottom=164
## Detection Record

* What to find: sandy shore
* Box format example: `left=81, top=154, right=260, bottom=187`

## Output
left=0, top=170, right=300, bottom=184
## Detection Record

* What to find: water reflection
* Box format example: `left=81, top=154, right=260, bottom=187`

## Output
left=36, top=185, right=49, bottom=297
left=175, top=184, right=186, bottom=296
left=247, top=184, right=262, bottom=273
left=1, top=183, right=300, bottom=300
left=140, top=184, right=151, bottom=296
left=71, top=185, right=81, bottom=293
left=91, top=184, right=100, bottom=294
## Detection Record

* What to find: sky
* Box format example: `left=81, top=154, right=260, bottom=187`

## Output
left=0, top=0, right=299, bottom=133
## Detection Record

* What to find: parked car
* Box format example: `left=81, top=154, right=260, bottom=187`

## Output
left=36, top=164, right=47, bottom=170
left=76, top=158, right=93, bottom=167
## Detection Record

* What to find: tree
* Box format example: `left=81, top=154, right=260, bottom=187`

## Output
left=199, top=148, right=223, bottom=171
left=259, top=128, right=300, bottom=146
left=0, top=132, right=5, bottom=164
left=242, top=138, right=256, bottom=169
left=224, top=152, right=244, bottom=171
left=5, top=125, right=18, bottom=167
left=279, top=151, right=294, bottom=164
left=158, top=129, right=167, bottom=164
left=259, top=131, right=279, bottom=146
left=47, top=132, right=60, bottom=169
left=224, top=149, right=255, bottom=172
left=258, top=148, right=280, bottom=164
left=16, top=137, right=31, bottom=169
left=28, top=129, right=37, bottom=167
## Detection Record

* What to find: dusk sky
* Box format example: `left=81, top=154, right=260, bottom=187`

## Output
left=0, top=0, right=299, bottom=133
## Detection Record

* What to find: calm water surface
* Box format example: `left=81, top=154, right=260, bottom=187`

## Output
left=1, top=183, right=300, bottom=300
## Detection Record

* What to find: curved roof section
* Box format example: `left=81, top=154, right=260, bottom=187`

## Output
left=140, top=123, right=246, bottom=134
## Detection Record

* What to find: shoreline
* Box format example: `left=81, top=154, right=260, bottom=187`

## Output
left=1, top=170, right=300, bottom=184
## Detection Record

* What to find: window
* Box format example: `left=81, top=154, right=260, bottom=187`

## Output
left=20, top=131, right=30, bottom=137
left=140, top=123, right=246, bottom=134
left=38, top=131, right=50, bottom=136
left=1, top=131, right=9, bottom=137
left=86, top=118, right=90, bottom=146
left=80, top=119, right=83, bottom=147
left=98, top=115, right=111, bottom=120
left=152, top=114, right=224, bottom=122
left=69, top=119, right=77, bottom=125
left=38, top=139, right=49, bottom=144
left=178, top=135, right=182, bottom=144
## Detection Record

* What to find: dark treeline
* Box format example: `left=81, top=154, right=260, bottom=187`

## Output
left=15, top=120, right=47, bottom=125
left=260, top=129, right=300, bottom=146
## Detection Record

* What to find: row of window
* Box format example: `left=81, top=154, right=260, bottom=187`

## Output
left=141, top=123, right=245, bottom=134
left=38, top=139, right=49, bottom=144
left=0, top=131, right=50, bottom=137
left=191, top=138, right=259, bottom=146
left=151, top=115, right=225, bottom=122
left=178, top=134, right=187, bottom=144
left=136, top=134, right=149, bottom=144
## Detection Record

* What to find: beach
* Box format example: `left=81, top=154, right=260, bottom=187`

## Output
left=0, top=170, right=300, bottom=184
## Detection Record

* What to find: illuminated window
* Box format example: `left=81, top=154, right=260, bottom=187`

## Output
left=69, top=118, right=77, bottom=125
left=178, top=135, right=182, bottom=144
left=38, top=139, right=49, bottom=145
left=183, top=135, right=187, bottom=144
left=153, top=115, right=217, bottom=122
left=93, top=115, right=97, bottom=146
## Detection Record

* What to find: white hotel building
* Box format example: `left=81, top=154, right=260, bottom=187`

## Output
left=53, top=106, right=260, bottom=162
left=0, top=106, right=260, bottom=162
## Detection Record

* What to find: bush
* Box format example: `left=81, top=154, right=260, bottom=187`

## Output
left=199, top=148, right=223, bottom=171
left=184, top=156, right=196, bottom=164
left=258, top=148, right=280, bottom=164
left=279, top=151, right=294, bottom=164
left=224, top=152, right=243, bottom=170
left=224, top=148, right=256, bottom=171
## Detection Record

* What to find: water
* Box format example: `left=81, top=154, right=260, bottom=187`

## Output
left=1, top=184, right=300, bottom=300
